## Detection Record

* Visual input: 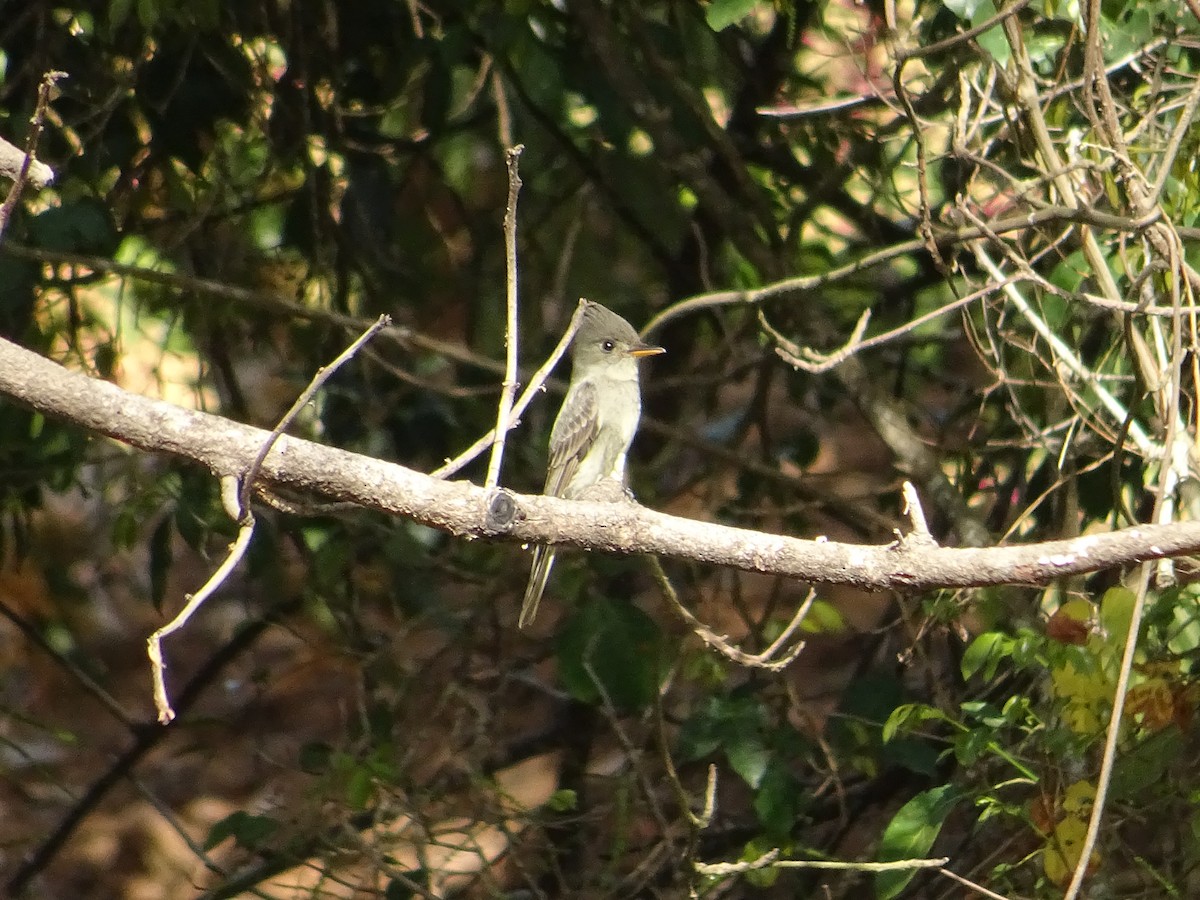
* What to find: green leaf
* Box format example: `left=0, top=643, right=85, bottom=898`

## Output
left=148, top=516, right=172, bottom=613
left=882, top=703, right=948, bottom=744
left=706, top=0, right=759, bottom=31
left=975, top=19, right=1011, bottom=66
left=1110, top=727, right=1183, bottom=800
left=109, top=0, right=134, bottom=28
left=28, top=200, right=118, bottom=255
left=875, top=785, right=961, bottom=899
left=136, top=0, right=160, bottom=28
left=556, top=600, right=665, bottom=711
left=547, top=789, right=578, bottom=812
left=798, top=599, right=847, bottom=634
left=677, top=695, right=765, bottom=760
left=1100, top=586, right=1137, bottom=649
left=298, top=741, right=333, bottom=774
left=204, top=811, right=279, bottom=851
left=753, top=763, right=803, bottom=840
left=727, top=735, right=770, bottom=789
left=961, top=631, right=1012, bottom=681
left=347, top=765, right=374, bottom=810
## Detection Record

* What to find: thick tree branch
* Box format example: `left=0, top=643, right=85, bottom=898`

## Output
left=0, top=335, right=1197, bottom=593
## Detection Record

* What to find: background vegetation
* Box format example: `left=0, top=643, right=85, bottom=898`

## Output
left=1, top=0, right=1199, bottom=897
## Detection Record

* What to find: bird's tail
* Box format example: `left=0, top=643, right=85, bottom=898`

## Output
left=519, top=545, right=556, bottom=629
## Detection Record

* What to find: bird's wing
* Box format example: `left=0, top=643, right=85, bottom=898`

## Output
left=544, top=380, right=600, bottom=497
left=520, top=381, right=600, bottom=629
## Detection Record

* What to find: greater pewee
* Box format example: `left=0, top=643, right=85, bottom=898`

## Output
left=519, top=302, right=665, bottom=629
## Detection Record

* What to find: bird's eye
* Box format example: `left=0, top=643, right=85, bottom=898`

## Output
left=602, top=340, right=615, bottom=352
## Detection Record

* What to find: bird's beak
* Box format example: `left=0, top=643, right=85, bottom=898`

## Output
left=628, top=344, right=666, bottom=358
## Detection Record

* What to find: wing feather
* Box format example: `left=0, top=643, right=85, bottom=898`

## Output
left=520, top=381, right=600, bottom=629
left=544, top=380, right=600, bottom=498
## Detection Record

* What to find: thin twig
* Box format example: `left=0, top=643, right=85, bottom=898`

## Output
left=971, top=243, right=1156, bottom=455
left=770, top=856, right=950, bottom=871
left=645, top=555, right=809, bottom=670
left=696, top=854, right=950, bottom=875
left=0, top=242, right=504, bottom=375
left=432, top=298, right=588, bottom=479
left=0, top=70, right=64, bottom=240
left=1149, top=72, right=1200, bottom=205
left=239, top=314, right=392, bottom=517
left=642, top=205, right=1158, bottom=337
left=148, top=315, right=390, bottom=722
left=900, top=481, right=935, bottom=545
left=147, top=525, right=256, bottom=723
left=485, top=144, right=524, bottom=489
left=1060, top=567, right=1151, bottom=900
left=936, top=866, right=1014, bottom=900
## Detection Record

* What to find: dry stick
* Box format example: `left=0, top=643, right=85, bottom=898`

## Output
left=580, top=645, right=672, bottom=840
left=128, top=775, right=230, bottom=881
left=654, top=677, right=717, bottom=892
left=1064, top=104, right=1193, bottom=900
left=0, top=70, right=64, bottom=240
left=431, top=298, right=588, bottom=479
left=1148, top=72, right=1200, bottom=205
left=971, top=243, right=1156, bottom=455
left=485, top=144, right=524, bottom=489
left=696, top=855, right=950, bottom=876
left=1061, top=568, right=1152, bottom=900
left=760, top=274, right=1024, bottom=373
left=642, top=203, right=1158, bottom=337
left=147, top=315, right=391, bottom=723
left=645, top=555, right=809, bottom=670
left=901, top=481, right=935, bottom=545
left=0, top=135, right=54, bottom=188
left=935, top=866, right=1013, bottom=900
left=1062, top=5, right=1185, bottom=894
left=17, top=331, right=1200, bottom=587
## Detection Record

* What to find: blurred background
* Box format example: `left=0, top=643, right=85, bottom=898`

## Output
left=0, top=0, right=1198, bottom=897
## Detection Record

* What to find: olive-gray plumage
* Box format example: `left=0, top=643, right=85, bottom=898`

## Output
left=519, top=302, right=664, bottom=629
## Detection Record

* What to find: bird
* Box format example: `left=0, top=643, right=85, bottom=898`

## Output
left=519, top=302, right=665, bottom=629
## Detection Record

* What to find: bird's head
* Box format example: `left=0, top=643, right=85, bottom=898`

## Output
left=572, top=302, right=665, bottom=372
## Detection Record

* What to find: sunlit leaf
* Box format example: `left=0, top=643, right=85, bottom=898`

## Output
left=875, top=785, right=961, bottom=899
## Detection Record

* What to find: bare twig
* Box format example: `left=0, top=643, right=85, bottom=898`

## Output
left=646, top=555, right=809, bottom=670
left=642, top=205, right=1159, bottom=337
left=1060, top=567, right=1151, bottom=900
left=147, top=519, right=255, bottom=723
left=696, top=853, right=950, bottom=876
left=147, top=316, right=390, bottom=723
left=485, top=145, right=524, bottom=489
left=238, top=314, right=393, bottom=516
left=763, top=308, right=872, bottom=373
left=696, top=849, right=781, bottom=876
left=0, top=242, right=505, bottom=375
left=971, top=243, right=1156, bottom=455
left=1149, top=72, right=1200, bottom=205
left=432, top=298, right=587, bottom=479
left=900, top=481, right=935, bottom=546
left=0, top=596, right=135, bottom=729
left=0, top=70, right=64, bottom=239
left=936, top=866, right=1014, bottom=900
